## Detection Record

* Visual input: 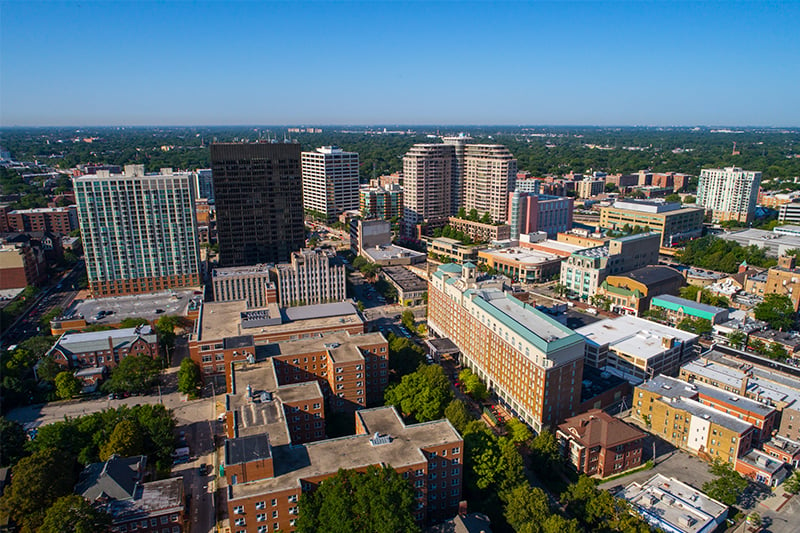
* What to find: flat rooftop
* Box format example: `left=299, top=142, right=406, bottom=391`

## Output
left=228, top=406, right=460, bottom=499
left=195, top=300, right=363, bottom=342
left=263, top=331, right=386, bottom=364
left=651, top=294, right=727, bottom=315
left=673, top=397, right=753, bottom=434
left=480, top=247, right=561, bottom=265
left=576, top=315, right=697, bottom=360
left=522, top=239, right=587, bottom=255
left=620, top=474, right=727, bottom=533
left=65, top=290, right=200, bottom=325
left=212, top=264, right=272, bottom=278
left=574, top=245, right=610, bottom=259
left=361, top=244, right=425, bottom=262
left=381, top=266, right=427, bottom=292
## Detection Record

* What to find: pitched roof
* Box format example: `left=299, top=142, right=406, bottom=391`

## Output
left=558, top=409, right=645, bottom=448
left=75, top=455, right=147, bottom=502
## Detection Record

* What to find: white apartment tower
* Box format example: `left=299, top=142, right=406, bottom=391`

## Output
left=73, top=165, right=201, bottom=297
left=698, top=166, right=762, bottom=223
left=301, top=146, right=360, bottom=220
left=274, top=248, right=346, bottom=307
left=402, top=144, right=455, bottom=234
left=463, top=145, right=518, bottom=223
left=442, top=135, right=471, bottom=214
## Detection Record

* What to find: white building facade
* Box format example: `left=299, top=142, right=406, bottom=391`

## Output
left=302, top=146, right=360, bottom=220
left=698, top=167, right=761, bottom=223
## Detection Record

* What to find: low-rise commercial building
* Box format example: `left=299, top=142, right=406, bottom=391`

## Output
left=763, top=437, right=800, bottom=468
left=735, top=449, right=789, bottom=487
left=556, top=409, right=645, bottom=478
left=599, top=200, right=704, bottom=248
left=427, top=237, right=480, bottom=264
left=649, top=295, right=730, bottom=326
left=478, top=247, right=563, bottom=284
left=560, top=233, right=661, bottom=301
left=381, top=266, right=428, bottom=306
left=576, top=316, right=697, bottom=384
left=447, top=217, right=511, bottom=243
left=619, top=474, right=728, bottom=533
left=596, top=266, right=685, bottom=316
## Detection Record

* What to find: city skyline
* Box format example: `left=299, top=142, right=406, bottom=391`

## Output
left=1, top=1, right=799, bottom=127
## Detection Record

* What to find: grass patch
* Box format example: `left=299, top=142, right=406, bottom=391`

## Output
left=599, top=460, right=654, bottom=484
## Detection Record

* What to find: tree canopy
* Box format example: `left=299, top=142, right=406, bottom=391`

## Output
left=103, top=354, right=161, bottom=394
left=753, top=294, right=796, bottom=331
left=177, top=357, right=202, bottom=397
left=702, top=460, right=749, bottom=506
left=0, top=417, right=28, bottom=467
left=384, top=364, right=453, bottom=422
left=296, top=466, right=420, bottom=533
left=39, top=494, right=112, bottom=533
left=55, top=371, right=82, bottom=399
left=676, top=236, right=776, bottom=273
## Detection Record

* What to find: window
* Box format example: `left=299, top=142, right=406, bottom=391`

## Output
left=271, top=499, right=277, bottom=506
left=255, top=501, right=266, bottom=510
left=151, top=519, right=158, bottom=527
left=161, top=516, right=168, bottom=525
left=272, top=511, right=278, bottom=519
left=234, top=518, right=246, bottom=526
left=234, top=506, right=244, bottom=514
left=288, top=494, right=297, bottom=503
left=258, top=527, right=268, bottom=533
left=257, top=513, right=266, bottom=522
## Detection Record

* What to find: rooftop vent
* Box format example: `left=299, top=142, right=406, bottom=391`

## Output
left=369, top=432, right=393, bottom=446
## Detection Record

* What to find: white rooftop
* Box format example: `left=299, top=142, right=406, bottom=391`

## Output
left=620, top=473, right=728, bottom=533
left=480, top=247, right=560, bottom=265
left=576, top=315, right=697, bottom=360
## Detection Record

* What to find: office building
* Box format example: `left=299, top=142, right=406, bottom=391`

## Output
left=73, top=166, right=201, bottom=296
left=508, top=192, right=573, bottom=239
left=5, top=206, right=78, bottom=234
left=428, top=237, right=480, bottom=264
left=402, top=144, right=455, bottom=233
left=350, top=218, right=392, bottom=255
left=576, top=178, right=605, bottom=198
left=462, top=144, right=518, bottom=223
left=778, top=201, right=800, bottom=224
left=595, top=266, right=685, bottom=316
left=634, top=375, right=756, bottom=464
left=619, top=474, right=728, bottom=533
left=599, top=200, right=704, bottom=248
left=195, top=168, right=214, bottom=201
left=359, top=184, right=403, bottom=220
left=556, top=410, right=645, bottom=478
left=212, top=264, right=274, bottom=309
left=273, top=248, right=346, bottom=307
left=381, top=266, right=428, bottom=306
left=560, top=233, right=661, bottom=301
left=698, top=167, right=762, bottom=223
left=211, top=142, right=304, bottom=266
left=302, top=146, right=360, bottom=221
left=429, top=263, right=585, bottom=433
left=576, top=316, right=697, bottom=383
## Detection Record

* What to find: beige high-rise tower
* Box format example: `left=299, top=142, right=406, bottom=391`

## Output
left=463, top=144, right=518, bottom=223
left=402, top=144, right=455, bottom=234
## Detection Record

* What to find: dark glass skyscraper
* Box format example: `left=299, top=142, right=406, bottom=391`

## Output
left=211, top=142, right=305, bottom=267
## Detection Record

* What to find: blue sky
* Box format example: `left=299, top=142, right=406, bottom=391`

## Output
left=1, top=1, right=798, bottom=126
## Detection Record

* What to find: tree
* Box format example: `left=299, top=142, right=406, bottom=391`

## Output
left=480, top=211, right=493, bottom=224
left=503, top=484, right=551, bottom=532
left=529, top=429, right=562, bottom=474
left=768, top=342, right=789, bottom=361
left=55, top=371, right=82, bottom=399
left=99, top=419, right=144, bottom=460
left=468, top=208, right=479, bottom=221
left=677, top=316, right=712, bottom=335
left=0, top=417, right=28, bottom=467
left=665, top=193, right=682, bottom=203
left=684, top=195, right=696, bottom=203
left=119, top=317, right=150, bottom=328
left=457, top=207, right=467, bottom=219
left=702, top=460, right=749, bottom=506
left=40, top=494, right=112, bottom=533
left=155, top=314, right=180, bottom=353
left=384, top=364, right=453, bottom=422
left=36, top=355, right=62, bottom=383
left=552, top=282, right=568, bottom=297
left=104, top=354, right=161, bottom=394
left=754, top=294, right=795, bottom=331
left=784, top=469, right=800, bottom=494
left=444, top=399, right=472, bottom=434
left=605, top=182, right=618, bottom=193
left=505, top=418, right=533, bottom=445
left=296, top=466, right=420, bottom=533
left=459, top=368, right=488, bottom=401
left=386, top=333, right=425, bottom=378
left=177, top=358, right=202, bottom=397
left=727, top=330, right=747, bottom=349
left=0, top=448, right=76, bottom=532
left=401, top=310, right=416, bottom=332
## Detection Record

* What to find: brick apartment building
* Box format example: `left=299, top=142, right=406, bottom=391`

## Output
left=556, top=409, right=646, bottom=478
left=5, top=206, right=78, bottom=234
left=47, top=325, right=159, bottom=370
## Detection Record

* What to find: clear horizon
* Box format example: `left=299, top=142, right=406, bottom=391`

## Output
left=2, top=1, right=798, bottom=127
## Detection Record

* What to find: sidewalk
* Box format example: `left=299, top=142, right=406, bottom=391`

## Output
left=757, top=485, right=795, bottom=512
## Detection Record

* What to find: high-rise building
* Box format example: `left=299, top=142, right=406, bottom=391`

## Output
left=698, top=166, right=762, bottom=223
left=463, top=145, right=518, bottom=223
left=442, top=135, right=470, bottom=213
left=274, top=248, right=346, bottom=307
left=194, top=169, right=214, bottom=201
left=508, top=192, right=573, bottom=239
left=359, top=184, right=403, bottom=220
left=73, top=165, right=201, bottom=296
left=428, top=263, right=585, bottom=433
left=211, top=142, right=305, bottom=266
left=301, top=146, right=360, bottom=221
left=402, top=144, right=455, bottom=233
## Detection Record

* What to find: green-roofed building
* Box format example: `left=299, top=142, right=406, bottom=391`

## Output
left=429, top=263, right=585, bottom=433
left=650, top=294, right=729, bottom=325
